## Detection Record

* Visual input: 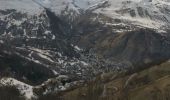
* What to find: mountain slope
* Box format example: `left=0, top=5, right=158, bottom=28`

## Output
left=35, top=0, right=170, bottom=31
left=0, top=0, right=170, bottom=99
left=0, top=0, right=43, bottom=15
left=61, top=61, right=170, bottom=100
left=2, top=0, right=170, bottom=31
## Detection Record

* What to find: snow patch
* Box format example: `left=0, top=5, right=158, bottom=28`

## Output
left=0, top=78, right=34, bottom=99
left=38, top=53, right=54, bottom=63
left=80, top=61, right=88, bottom=66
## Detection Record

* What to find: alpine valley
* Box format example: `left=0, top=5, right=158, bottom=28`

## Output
left=0, top=0, right=170, bottom=100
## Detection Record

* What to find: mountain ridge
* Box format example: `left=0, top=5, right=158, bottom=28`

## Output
left=0, top=0, right=170, bottom=99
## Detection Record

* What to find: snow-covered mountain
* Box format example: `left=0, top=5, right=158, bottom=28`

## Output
left=0, top=0, right=123, bottom=91
left=94, top=0, right=170, bottom=31
left=1, top=0, right=170, bottom=31
left=0, top=0, right=170, bottom=99
left=33, top=0, right=170, bottom=31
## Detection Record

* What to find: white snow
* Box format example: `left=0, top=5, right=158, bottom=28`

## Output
left=52, top=70, right=59, bottom=75
left=44, top=30, right=51, bottom=35
left=1, top=0, right=169, bottom=30
left=0, top=40, right=4, bottom=44
left=0, top=0, right=44, bottom=15
left=52, top=35, right=56, bottom=40
left=10, top=19, right=23, bottom=26
left=41, top=0, right=50, bottom=4
left=74, top=45, right=83, bottom=51
left=28, top=47, right=52, bottom=56
left=58, top=59, right=64, bottom=64
left=38, top=53, right=54, bottom=62
left=57, top=52, right=62, bottom=57
left=58, top=86, right=66, bottom=91
left=92, top=0, right=170, bottom=30
left=36, top=0, right=80, bottom=15
left=74, top=0, right=105, bottom=9
left=0, top=78, right=34, bottom=99
left=80, top=61, right=88, bottom=66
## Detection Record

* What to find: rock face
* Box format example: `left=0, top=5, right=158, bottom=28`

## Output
left=0, top=0, right=170, bottom=98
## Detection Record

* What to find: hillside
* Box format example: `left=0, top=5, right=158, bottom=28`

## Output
left=0, top=0, right=170, bottom=99
left=60, top=61, right=170, bottom=100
